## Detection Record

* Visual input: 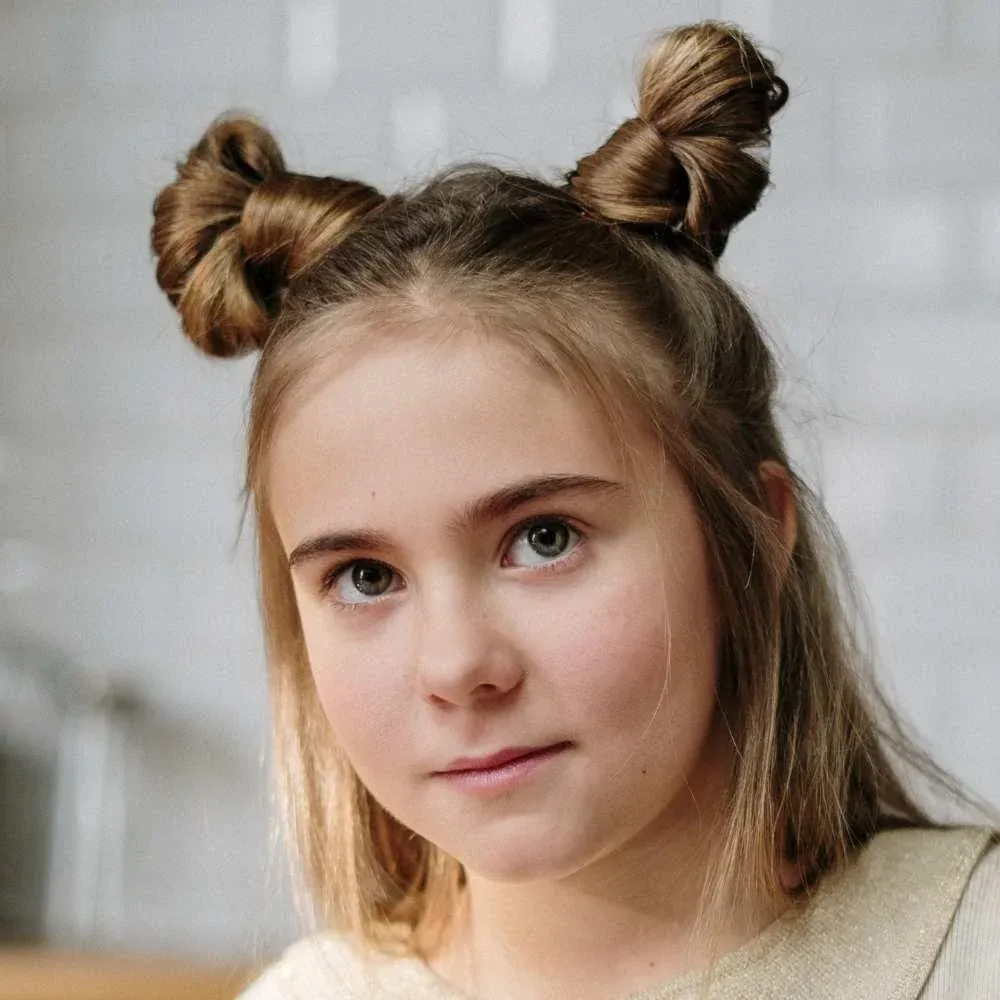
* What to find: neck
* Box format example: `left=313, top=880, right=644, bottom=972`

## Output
left=429, top=745, right=787, bottom=1000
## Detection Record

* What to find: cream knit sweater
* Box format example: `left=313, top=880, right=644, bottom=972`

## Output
left=242, top=827, right=999, bottom=999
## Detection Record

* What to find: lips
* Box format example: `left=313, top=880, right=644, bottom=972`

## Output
left=439, top=742, right=569, bottom=773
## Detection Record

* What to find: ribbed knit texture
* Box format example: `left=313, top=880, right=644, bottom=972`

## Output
left=242, top=827, right=999, bottom=999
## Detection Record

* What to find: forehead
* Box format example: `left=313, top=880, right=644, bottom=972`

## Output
left=265, top=322, right=631, bottom=537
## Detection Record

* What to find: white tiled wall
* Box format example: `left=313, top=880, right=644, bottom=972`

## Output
left=1, top=0, right=997, bottom=961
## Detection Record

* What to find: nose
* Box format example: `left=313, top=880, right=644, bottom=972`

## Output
left=413, top=580, right=525, bottom=707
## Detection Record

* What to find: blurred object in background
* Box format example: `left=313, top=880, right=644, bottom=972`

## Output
left=0, top=633, right=141, bottom=949
left=0, top=744, right=52, bottom=942
left=0, top=948, right=254, bottom=1000
left=0, top=637, right=60, bottom=944
left=0, top=634, right=258, bottom=996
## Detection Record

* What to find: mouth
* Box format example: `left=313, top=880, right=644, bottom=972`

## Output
left=433, top=743, right=572, bottom=796
left=438, top=742, right=572, bottom=774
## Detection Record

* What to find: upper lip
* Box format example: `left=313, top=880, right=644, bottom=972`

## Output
left=437, top=743, right=567, bottom=773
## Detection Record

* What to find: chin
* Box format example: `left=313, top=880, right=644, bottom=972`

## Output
left=463, top=856, right=575, bottom=885
left=453, top=830, right=599, bottom=885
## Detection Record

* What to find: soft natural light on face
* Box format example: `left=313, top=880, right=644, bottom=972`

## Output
left=264, top=320, right=725, bottom=888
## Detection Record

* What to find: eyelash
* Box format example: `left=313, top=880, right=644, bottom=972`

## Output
left=319, top=514, right=587, bottom=609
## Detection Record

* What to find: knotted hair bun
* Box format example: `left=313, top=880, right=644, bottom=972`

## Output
left=151, top=116, right=384, bottom=357
left=567, top=21, right=788, bottom=262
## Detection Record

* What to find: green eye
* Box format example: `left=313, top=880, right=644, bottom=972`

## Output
left=528, top=522, right=570, bottom=558
left=351, top=562, right=393, bottom=596
left=508, top=519, right=580, bottom=567
left=329, top=560, right=397, bottom=604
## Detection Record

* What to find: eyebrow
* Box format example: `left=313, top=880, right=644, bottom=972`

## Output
left=286, top=473, right=624, bottom=570
left=451, top=473, right=623, bottom=534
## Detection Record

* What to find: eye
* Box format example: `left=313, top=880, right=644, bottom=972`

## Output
left=326, top=560, right=399, bottom=605
left=505, top=518, right=581, bottom=568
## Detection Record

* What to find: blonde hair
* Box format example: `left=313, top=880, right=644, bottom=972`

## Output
left=151, top=20, right=970, bottom=966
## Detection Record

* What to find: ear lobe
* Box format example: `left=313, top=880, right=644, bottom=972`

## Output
left=758, top=460, right=798, bottom=576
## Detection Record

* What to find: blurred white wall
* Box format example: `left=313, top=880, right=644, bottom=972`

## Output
left=0, top=0, right=997, bottom=962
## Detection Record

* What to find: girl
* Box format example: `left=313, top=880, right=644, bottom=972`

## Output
left=151, top=21, right=998, bottom=1000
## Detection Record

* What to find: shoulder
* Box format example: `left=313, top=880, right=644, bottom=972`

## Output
left=236, top=931, right=462, bottom=1000
left=720, top=825, right=996, bottom=1000
left=816, top=825, right=998, bottom=1000
left=919, top=833, right=1000, bottom=998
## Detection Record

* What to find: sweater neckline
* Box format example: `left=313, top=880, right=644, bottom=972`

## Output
left=381, top=827, right=993, bottom=1000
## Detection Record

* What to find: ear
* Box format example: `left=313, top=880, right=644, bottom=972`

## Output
left=758, top=460, right=798, bottom=577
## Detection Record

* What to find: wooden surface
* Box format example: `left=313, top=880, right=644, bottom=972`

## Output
left=0, top=948, right=258, bottom=1000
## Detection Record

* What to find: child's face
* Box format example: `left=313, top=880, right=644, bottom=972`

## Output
left=269, top=321, right=724, bottom=884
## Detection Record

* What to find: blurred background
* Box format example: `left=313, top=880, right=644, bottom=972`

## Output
left=0, top=0, right=997, bottom=991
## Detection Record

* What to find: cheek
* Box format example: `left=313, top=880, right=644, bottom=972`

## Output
left=298, top=608, right=412, bottom=765
left=559, top=598, right=665, bottom=710
left=523, top=552, right=719, bottom=742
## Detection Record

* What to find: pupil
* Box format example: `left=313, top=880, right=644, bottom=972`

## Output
left=353, top=563, right=389, bottom=596
left=529, top=522, right=567, bottom=557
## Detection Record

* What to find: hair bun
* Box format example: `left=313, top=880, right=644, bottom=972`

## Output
left=151, top=116, right=383, bottom=357
left=567, top=21, right=788, bottom=262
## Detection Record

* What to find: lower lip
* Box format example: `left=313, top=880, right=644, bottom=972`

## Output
left=436, top=744, right=570, bottom=797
